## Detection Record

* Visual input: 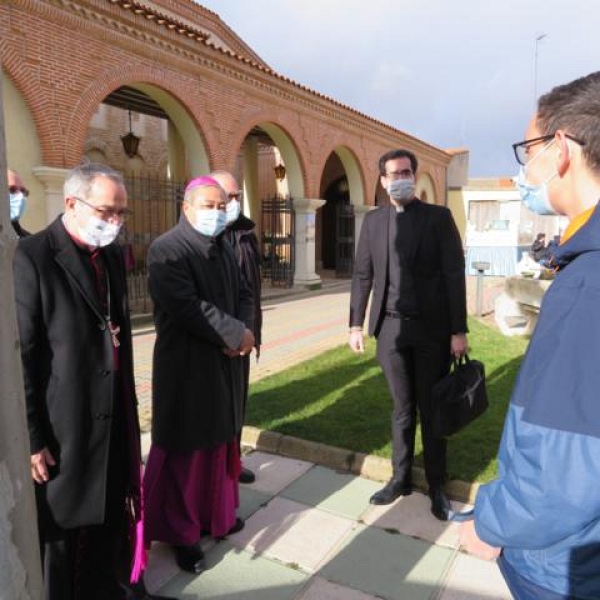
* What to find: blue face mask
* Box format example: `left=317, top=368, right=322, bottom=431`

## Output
left=193, top=208, right=227, bottom=237
left=514, top=166, right=557, bottom=216
left=225, top=199, right=241, bottom=224
left=10, top=191, right=26, bottom=221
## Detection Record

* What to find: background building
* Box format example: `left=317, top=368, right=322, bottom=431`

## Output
left=2, top=0, right=456, bottom=302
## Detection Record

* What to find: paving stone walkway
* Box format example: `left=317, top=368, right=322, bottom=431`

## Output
left=136, top=275, right=513, bottom=599
left=141, top=448, right=511, bottom=599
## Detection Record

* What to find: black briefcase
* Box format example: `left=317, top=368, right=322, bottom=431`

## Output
left=431, top=355, right=488, bottom=438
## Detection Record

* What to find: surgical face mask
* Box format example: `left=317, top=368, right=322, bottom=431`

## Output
left=9, top=191, right=26, bottom=221
left=387, top=178, right=415, bottom=204
left=78, top=214, right=122, bottom=248
left=193, top=208, right=227, bottom=237
left=514, top=139, right=559, bottom=216
left=225, top=199, right=241, bottom=224
left=514, top=167, right=557, bottom=215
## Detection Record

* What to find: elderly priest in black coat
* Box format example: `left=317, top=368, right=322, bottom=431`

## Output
left=143, top=176, right=255, bottom=575
left=13, top=163, right=170, bottom=600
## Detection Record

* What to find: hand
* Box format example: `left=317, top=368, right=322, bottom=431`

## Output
left=451, top=333, right=468, bottom=359
left=459, top=520, right=501, bottom=561
left=238, top=328, right=255, bottom=356
left=31, top=447, right=56, bottom=484
left=222, top=348, right=238, bottom=357
left=349, top=329, right=365, bottom=354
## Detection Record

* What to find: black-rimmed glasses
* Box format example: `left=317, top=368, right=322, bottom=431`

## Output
left=75, top=196, right=133, bottom=222
left=512, top=134, right=585, bottom=166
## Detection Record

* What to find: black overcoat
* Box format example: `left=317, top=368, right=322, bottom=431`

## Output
left=13, top=217, right=139, bottom=529
left=226, top=214, right=262, bottom=347
left=349, top=200, right=468, bottom=339
left=148, top=216, right=254, bottom=452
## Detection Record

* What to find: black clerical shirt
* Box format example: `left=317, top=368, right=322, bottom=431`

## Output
left=385, top=202, right=420, bottom=316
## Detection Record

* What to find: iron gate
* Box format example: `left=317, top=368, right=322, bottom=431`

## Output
left=260, top=195, right=295, bottom=288
left=335, top=203, right=355, bottom=277
left=122, top=175, right=185, bottom=314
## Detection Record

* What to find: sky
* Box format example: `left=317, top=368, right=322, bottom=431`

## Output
left=196, top=0, right=600, bottom=177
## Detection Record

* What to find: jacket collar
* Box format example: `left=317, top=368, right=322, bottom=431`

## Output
left=550, top=200, right=600, bottom=269
left=47, top=216, right=106, bottom=323
left=227, top=213, right=256, bottom=232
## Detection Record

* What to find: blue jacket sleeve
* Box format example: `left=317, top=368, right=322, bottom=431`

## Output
left=475, top=276, right=600, bottom=549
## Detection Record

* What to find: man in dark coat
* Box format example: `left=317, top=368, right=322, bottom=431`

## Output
left=348, top=149, right=468, bottom=520
left=8, top=168, right=30, bottom=238
left=211, top=170, right=262, bottom=484
left=143, top=176, right=255, bottom=575
left=14, top=164, right=169, bottom=599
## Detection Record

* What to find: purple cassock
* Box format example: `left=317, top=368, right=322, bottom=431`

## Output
left=143, top=441, right=241, bottom=544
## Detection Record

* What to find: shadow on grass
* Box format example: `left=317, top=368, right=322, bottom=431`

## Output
left=248, top=347, right=525, bottom=484
left=248, top=354, right=392, bottom=458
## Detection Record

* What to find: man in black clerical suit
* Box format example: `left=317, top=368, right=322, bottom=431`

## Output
left=348, top=149, right=468, bottom=520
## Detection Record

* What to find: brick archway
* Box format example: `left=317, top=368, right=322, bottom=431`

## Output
left=228, top=112, right=308, bottom=199
left=1, top=49, right=55, bottom=167
left=317, top=144, right=366, bottom=207
left=63, top=65, right=213, bottom=171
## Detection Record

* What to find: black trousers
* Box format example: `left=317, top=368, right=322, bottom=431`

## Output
left=39, top=400, right=131, bottom=600
left=40, top=515, right=129, bottom=600
left=376, top=315, right=451, bottom=488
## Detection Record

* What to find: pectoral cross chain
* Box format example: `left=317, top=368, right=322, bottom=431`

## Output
left=108, top=321, right=121, bottom=348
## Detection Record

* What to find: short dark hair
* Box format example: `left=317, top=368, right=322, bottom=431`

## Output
left=378, top=149, right=418, bottom=176
left=537, top=71, right=600, bottom=175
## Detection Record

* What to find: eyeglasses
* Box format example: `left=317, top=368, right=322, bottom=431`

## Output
left=512, top=134, right=585, bottom=166
left=74, top=196, right=133, bottom=222
left=228, top=191, right=243, bottom=201
left=9, top=185, right=29, bottom=197
left=385, top=169, right=414, bottom=180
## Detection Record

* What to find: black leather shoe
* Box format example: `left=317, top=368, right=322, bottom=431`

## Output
left=239, top=467, right=256, bottom=484
left=215, top=517, right=245, bottom=540
left=429, top=486, right=452, bottom=521
left=228, top=517, right=245, bottom=534
left=173, top=542, right=207, bottom=574
left=369, top=479, right=412, bottom=505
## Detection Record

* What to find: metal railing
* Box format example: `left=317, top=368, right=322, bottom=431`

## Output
left=261, top=195, right=295, bottom=288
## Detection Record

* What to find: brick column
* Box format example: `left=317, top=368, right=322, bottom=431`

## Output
left=293, top=198, right=325, bottom=289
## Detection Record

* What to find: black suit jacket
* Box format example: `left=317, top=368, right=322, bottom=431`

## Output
left=14, top=217, right=139, bottom=529
left=349, top=200, right=467, bottom=339
left=148, top=216, right=254, bottom=452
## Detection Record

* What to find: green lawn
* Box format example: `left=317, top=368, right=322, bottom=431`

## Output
left=247, top=318, right=529, bottom=484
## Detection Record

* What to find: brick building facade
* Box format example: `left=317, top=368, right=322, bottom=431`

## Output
left=2, top=0, right=453, bottom=288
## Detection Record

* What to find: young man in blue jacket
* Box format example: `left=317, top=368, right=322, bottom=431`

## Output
left=460, top=72, right=600, bottom=599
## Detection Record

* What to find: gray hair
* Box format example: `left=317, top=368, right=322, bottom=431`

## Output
left=63, top=163, right=124, bottom=200
left=183, top=180, right=227, bottom=206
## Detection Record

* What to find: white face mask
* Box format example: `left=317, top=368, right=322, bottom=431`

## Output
left=78, top=215, right=122, bottom=248
left=193, top=208, right=227, bottom=237
left=10, top=191, right=26, bottom=221
left=387, top=179, right=415, bottom=204
left=225, top=199, right=241, bottom=224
